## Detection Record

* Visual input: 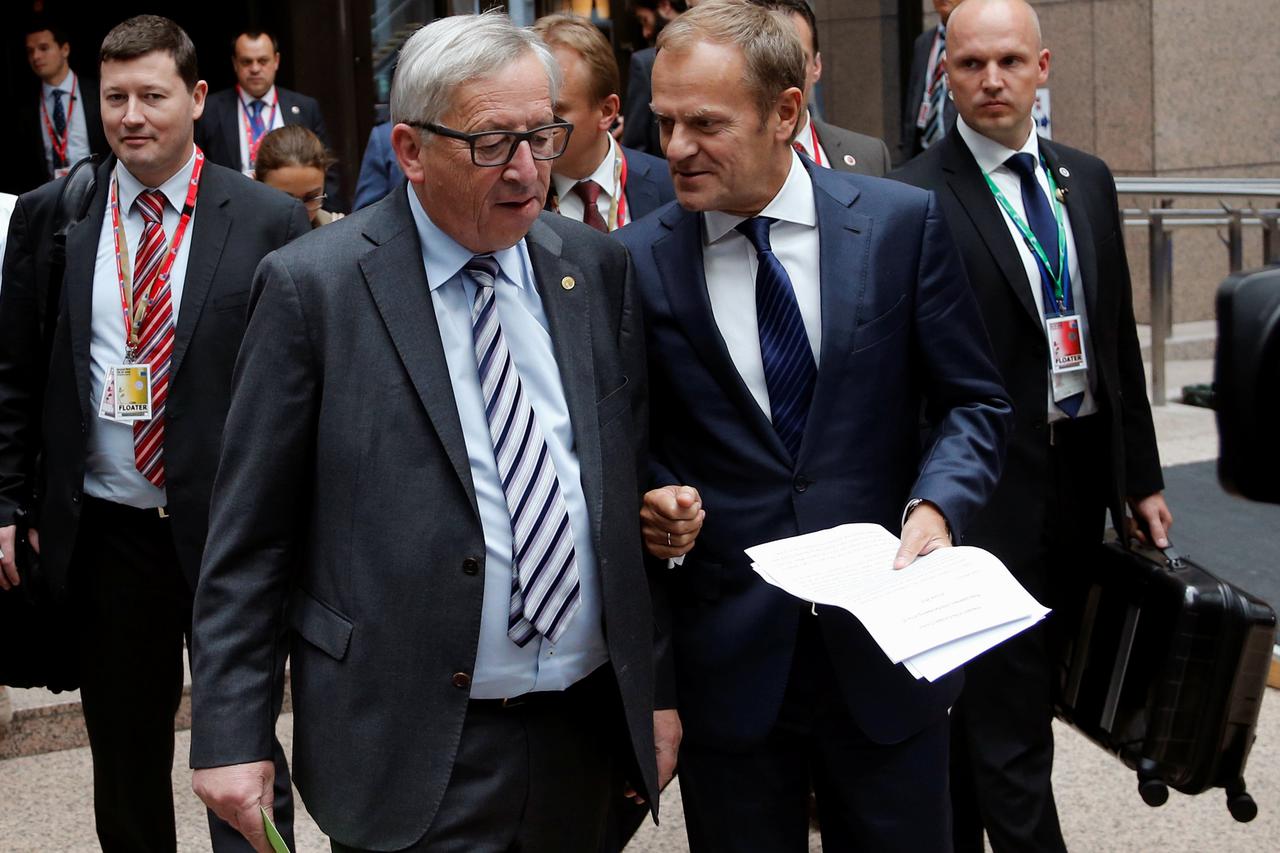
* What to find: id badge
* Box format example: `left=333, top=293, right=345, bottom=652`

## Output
left=916, top=101, right=930, bottom=130
left=1046, top=315, right=1087, bottom=374
left=110, top=363, right=153, bottom=420
left=97, top=374, right=117, bottom=420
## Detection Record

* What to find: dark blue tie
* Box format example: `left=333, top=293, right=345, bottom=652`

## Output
left=1005, top=153, right=1082, bottom=418
left=51, top=89, right=67, bottom=168
left=736, top=217, right=816, bottom=459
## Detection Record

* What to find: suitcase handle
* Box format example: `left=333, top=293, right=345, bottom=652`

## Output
left=1124, top=537, right=1186, bottom=570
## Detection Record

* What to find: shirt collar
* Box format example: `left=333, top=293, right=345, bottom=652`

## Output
left=795, top=109, right=814, bottom=145
left=405, top=182, right=527, bottom=293
left=42, top=69, right=75, bottom=99
left=115, top=147, right=199, bottom=217
left=241, top=85, right=277, bottom=108
left=703, top=150, right=817, bottom=245
left=551, top=133, right=620, bottom=202
left=957, top=114, right=1040, bottom=177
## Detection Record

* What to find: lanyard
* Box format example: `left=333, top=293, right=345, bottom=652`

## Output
left=39, top=75, right=77, bottom=166
left=110, top=148, right=205, bottom=360
left=806, top=121, right=823, bottom=168
left=237, top=86, right=279, bottom=168
left=607, top=148, right=629, bottom=231
left=983, top=157, right=1070, bottom=312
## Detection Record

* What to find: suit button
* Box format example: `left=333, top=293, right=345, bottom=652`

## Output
left=793, top=476, right=810, bottom=493
left=71, top=490, right=81, bottom=504
left=451, top=672, right=472, bottom=689
left=461, top=556, right=480, bottom=576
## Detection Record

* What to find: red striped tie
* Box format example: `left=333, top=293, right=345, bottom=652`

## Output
left=131, top=190, right=175, bottom=488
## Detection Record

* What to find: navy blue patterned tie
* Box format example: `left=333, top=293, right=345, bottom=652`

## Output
left=736, top=217, right=816, bottom=459
left=1006, top=153, right=1082, bottom=417
left=51, top=89, right=67, bottom=168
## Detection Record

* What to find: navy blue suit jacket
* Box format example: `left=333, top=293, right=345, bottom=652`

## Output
left=616, top=161, right=1012, bottom=749
left=353, top=122, right=405, bottom=211
left=622, top=146, right=673, bottom=221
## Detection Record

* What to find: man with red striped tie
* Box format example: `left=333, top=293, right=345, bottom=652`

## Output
left=0, top=15, right=309, bottom=853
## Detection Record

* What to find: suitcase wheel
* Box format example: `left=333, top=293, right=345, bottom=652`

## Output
left=1226, top=781, right=1258, bottom=823
left=1138, top=777, right=1169, bottom=808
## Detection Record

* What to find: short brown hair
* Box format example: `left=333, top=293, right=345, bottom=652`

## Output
left=532, top=14, right=620, bottom=105
left=253, top=125, right=336, bottom=179
left=657, top=0, right=805, bottom=126
left=100, top=15, right=199, bottom=91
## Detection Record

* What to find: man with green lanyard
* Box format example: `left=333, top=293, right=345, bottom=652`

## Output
left=891, top=0, right=1172, bottom=851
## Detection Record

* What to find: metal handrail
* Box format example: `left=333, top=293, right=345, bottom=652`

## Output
left=1116, top=180, right=1280, bottom=405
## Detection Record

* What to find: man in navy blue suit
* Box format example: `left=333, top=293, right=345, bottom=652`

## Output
left=534, top=14, right=673, bottom=230
left=616, top=3, right=1012, bottom=850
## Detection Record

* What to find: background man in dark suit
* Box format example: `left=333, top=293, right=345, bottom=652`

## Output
left=899, top=0, right=962, bottom=163
left=352, top=120, right=404, bottom=210
left=620, top=0, right=688, bottom=156
left=616, top=3, right=1011, bottom=850
left=748, top=0, right=892, bottom=176
left=0, top=15, right=308, bottom=852
left=195, top=29, right=342, bottom=209
left=190, top=13, right=678, bottom=853
left=5, top=18, right=109, bottom=194
left=535, top=14, right=674, bottom=229
left=891, top=1, right=1171, bottom=850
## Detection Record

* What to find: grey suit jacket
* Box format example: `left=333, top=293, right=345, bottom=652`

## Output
left=811, top=117, right=892, bottom=177
left=189, top=188, right=665, bottom=850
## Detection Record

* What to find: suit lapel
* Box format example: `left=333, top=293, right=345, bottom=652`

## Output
left=940, top=131, right=1042, bottom=332
left=525, top=219, right=603, bottom=545
left=171, top=168, right=231, bottom=383
left=64, top=159, right=114, bottom=423
left=653, top=205, right=788, bottom=462
left=812, top=118, right=853, bottom=174
left=803, top=164, right=868, bottom=461
left=1040, top=141, right=1100, bottom=324
left=359, top=190, right=478, bottom=515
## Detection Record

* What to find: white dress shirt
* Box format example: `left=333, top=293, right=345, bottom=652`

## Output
left=702, top=151, right=821, bottom=420
left=237, top=85, right=285, bottom=173
left=406, top=184, right=608, bottom=697
left=550, top=134, right=629, bottom=229
left=792, top=110, right=830, bottom=170
left=40, top=69, right=90, bottom=177
left=957, top=117, right=1097, bottom=421
left=85, top=149, right=199, bottom=508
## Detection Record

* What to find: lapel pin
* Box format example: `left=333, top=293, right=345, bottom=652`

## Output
left=291, top=105, right=301, bottom=115
left=1058, top=166, right=1070, bottom=178
left=561, top=276, right=576, bottom=291
left=843, top=154, right=857, bottom=167
left=1055, top=187, right=1069, bottom=202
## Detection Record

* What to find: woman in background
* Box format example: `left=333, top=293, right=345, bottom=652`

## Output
left=255, top=126, right=343, bottom=227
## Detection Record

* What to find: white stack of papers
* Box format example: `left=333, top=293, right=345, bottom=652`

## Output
left=746, top=524, right=1049, bottom=682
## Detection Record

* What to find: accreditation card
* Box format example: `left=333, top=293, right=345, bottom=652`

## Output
left=1046, top=315, right=1087, bottom=374
left=97, top=363, right=154, bottom=422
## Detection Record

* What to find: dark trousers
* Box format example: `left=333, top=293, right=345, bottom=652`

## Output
left=950, top=416, right=1110, bottom=853
left=331, top=666, right=618, bottom=853
left=679, top=613, right=952, bottom=853
left=72, top=497, right=293, bottom=853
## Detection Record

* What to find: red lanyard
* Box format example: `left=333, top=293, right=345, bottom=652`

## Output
left=237, top=86, right=279, bottom=168
left=110, top=148, right=206, bottom=360
left=39, top=75, right=77, bottom=166
left=807, top=121, right=823, bottom=168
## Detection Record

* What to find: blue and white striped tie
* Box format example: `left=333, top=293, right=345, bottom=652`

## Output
left=466, top=256, right=581, bottom=646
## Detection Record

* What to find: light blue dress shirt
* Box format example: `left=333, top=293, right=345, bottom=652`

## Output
left=41, top=70, right=90, bottom=176
left=406, top=184, right=607, bottom=698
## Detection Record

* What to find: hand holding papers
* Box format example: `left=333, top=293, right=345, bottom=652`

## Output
left=746, top=524, right=1048, bottom=682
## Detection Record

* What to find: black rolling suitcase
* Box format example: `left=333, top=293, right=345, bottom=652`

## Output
left=1054, top=537, right=1275, bottom=821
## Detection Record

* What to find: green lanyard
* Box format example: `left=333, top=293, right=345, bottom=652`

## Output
left=983, top=158, right=1069, bottom=311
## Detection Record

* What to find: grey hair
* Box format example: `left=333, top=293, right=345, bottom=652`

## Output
left=390, top=11, right=561, bottom=127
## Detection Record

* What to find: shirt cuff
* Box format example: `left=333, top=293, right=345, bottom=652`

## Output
left=666, top=555, right=685, bottom=569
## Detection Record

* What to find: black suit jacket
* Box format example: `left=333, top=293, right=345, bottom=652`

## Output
left=195, top=86, right=344, bottom=211
left=617, top=160, right=1012, bottom=750
left=188, top=193, right=667, bottom=849
left=0, top=157, right=311, bottom=595
left=899, top=26, right=956, bottom=165
left=4, top=74, right=109, bottom=195
left=891, top=130, right=1163, bottom=589
left=620, top=48, right=661, bottom=156
left=811, top=117, right=892, bottom=177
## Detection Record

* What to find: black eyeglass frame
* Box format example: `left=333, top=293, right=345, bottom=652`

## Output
left=405, top=118, right=574, bottom=167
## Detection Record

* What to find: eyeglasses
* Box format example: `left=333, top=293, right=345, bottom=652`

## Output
left=296, top=191, right=326, bottom=210
left=406, top=119, right=574, bottom=167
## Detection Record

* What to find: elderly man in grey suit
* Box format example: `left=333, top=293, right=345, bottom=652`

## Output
left=189, top=13, right=679, bottom=853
